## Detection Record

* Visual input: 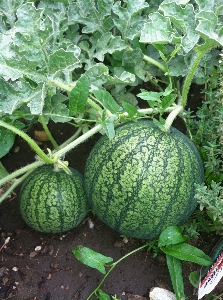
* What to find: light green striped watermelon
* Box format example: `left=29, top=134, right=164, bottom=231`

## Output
left=84, top=120, right=204, bottom=239
left=19, top=165, right=88, bottom=233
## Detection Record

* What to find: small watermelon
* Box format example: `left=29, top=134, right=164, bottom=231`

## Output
left=84, top=120, right=204, bottom=239
left=19, top=165, right=88, bottom=233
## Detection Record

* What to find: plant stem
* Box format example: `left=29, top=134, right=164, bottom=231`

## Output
left=0, top=121, right=56, bottom=164
left=53, top=124, right=103, bottom=159
left=136, top=106, right=176, bottom=116
left=48, top=79, right=72, bottom=92
left=39, top=115, right=59, bottom=150
left=143, top=54, right=167, bottom=73
left=163, top=105, right=184, bottom=132
left=0, top=168, right=37, bottom=204
left=180, top=41, right=218, bottom=108
left=86, top=244, right=148, bottom=300
left=0, top=160, right=46, bottom=187
left=58, top=126, right=82, bottom=149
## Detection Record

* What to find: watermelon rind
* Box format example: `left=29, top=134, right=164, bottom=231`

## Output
left=84, top=120, right=204, bottom=239
left=19, top=165, right=88, bottom=233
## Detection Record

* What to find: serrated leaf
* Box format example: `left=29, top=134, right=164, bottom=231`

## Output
left=27, top=83, right=46, bottom=115
left=69, top=75, right=89, bottom=115
left=101, top=112, right=116, bottom=140
left=161, top=94, right=177, bottom=110
left=137, top=89, right=162, bottom=108
left=116, top=93, right=138, bottom=107
left=43, top=94, right=70, bottom=123
left=85, top=63, right=109, bottom=90
left=122, top=102, right=138, bottom=118
left=0, top=79, right=45, bottom=114
left=93, top=32, right=129, bottom=61
left=0, top=56, right=46, bottom=82
left=72, top=245, right=113, bottom=274
left=13, top=3, right=47, bottom=63
left=93, top=90, right=121, bottom=114
left=122, top=48, right=144, bottom=67
left=161, top=243, right=212, bottom=266
left=158, top=226, right=188, bottom=247
left=160, top=2, right=199, bottom=53
left=0, top=127, right=15, bottom=158
left=48, top=49, right=80, bottom=75
left=166, top=254, right=186, bottom=300
left=196, top=11, right=223, bottom=46
left=0, top=0, right=24, bottom=27
left=68, top=0, right=114, bottom=34
left=0, top=32, right=15, bottom=61
left=195, top=0, right=223, bottom=13
left=105, top=67, right=136, bottom=86
left=112, top=0, right=149, bottom=40
left=140, top=12, right=174, bottom=44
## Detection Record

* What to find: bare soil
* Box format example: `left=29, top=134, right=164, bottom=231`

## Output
left=1, top=86, right=223, bottom=300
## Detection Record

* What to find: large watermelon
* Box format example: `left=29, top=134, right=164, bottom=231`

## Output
left=84, top=120, right=204, bottom=239
left=19, top=165, right=88, bottom=233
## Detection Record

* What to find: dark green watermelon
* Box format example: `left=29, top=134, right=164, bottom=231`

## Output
left=19, top=165, right=88, bottom=233
left=84, top=120, right=204, bottom=239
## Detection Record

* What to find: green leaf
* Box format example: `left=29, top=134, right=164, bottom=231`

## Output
left=0, top=54, right=47, bottom=82
left=161, top=94, right=177, bottom=110
left=160, top=2, right=200, bottom=53
left=140, top=12, right=174, bottom=44
left=68, top=0, right=114, bottom=34
left=0, top=79, right=45, bottom=114
left=69, top=75, right=89, bottom=115
left=122, top=48, right=144, bottom=67
left=72, top=245, right=113, bottom=274
left=166, top=254, right=186, bottom=300
left=189, top=271, right=199, bottom=288
left=122, top=102, right=138, bottom=118
left=85, top=63, right=109, bottom=90
left=196, top=11, right=223, bottom=46
left=97, top=289, right=111, bottom=300
left=0, top=127, right=15, bottom=158
left=48, top=49, right=80, bottom=76
left=0, top=162, right=8, bottom=179
left=112, top=0, right=149, bottom=40
left=101, top=112, right=116, bottom=140
left=0, top=0, right=24, bottom=27
left=43, top=94, right=70, bottom=123
left=158, top=226, right=188, bottom=247
left=93, top=90, right=121, bottom=114
left=161, top=243, right=212, bottom=266
left=105, top=67, right=136, bottom=86
left=13, top=3, right=47, bottom=63
left=93, top=32, right=129, bottom=62
left=137, top=89, right=162, bottom=108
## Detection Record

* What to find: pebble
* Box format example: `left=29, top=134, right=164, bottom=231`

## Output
left=149, top=287, right=176, bottom=300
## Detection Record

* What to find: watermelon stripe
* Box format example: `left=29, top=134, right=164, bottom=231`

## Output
left=19, top=165, right=88, bottom=233
left=84, top=120, right=204, bottom=239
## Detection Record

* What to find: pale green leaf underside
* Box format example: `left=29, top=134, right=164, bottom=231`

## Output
left=72, top=245, right=113, bottom=274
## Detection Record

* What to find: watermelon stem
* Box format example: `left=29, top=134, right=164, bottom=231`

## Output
left=86, top=244, right=148, bottom=300
left=53, top=123, right=103, bottom=160
left=39, top=115, right=59, bottom=150
left=0, top=120, right=56, bottom=164
left=180, top=40, right=218, bottom=108
left=0, top=160, right=46, bottom=203
left=143, top=54, right=167, bottom=73
left=163, top=105, right=184, bottom=132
